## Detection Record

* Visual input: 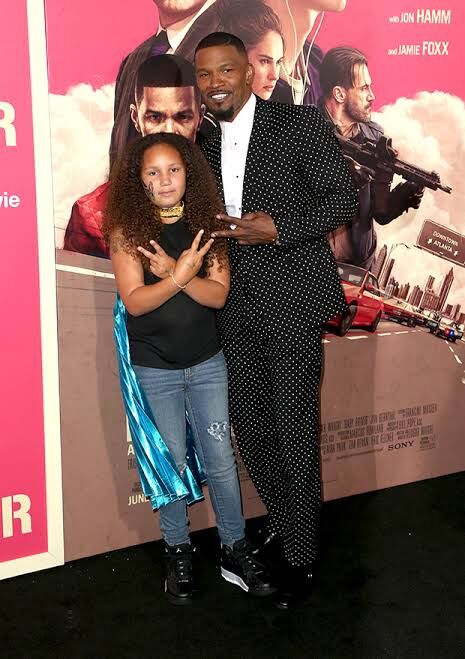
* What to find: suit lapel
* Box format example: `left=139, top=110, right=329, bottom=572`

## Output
left=176, top=4, right=221, bottom=61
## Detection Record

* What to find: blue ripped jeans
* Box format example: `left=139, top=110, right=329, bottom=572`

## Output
left=134, top=351, right=245, bottom=548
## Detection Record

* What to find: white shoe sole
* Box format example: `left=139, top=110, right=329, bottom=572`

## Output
left=220, top=567, right=249, bottom=592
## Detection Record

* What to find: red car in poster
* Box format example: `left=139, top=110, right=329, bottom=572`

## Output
left=328, top=263, right=384, bottom=336
left=382, top=297, right=418, bottom=327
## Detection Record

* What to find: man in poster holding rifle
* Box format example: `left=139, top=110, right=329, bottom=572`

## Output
left=318, top=46, right=451, bottom=272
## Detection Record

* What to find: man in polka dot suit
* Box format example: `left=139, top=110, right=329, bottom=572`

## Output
left=195, top=32, right=358, bottom=609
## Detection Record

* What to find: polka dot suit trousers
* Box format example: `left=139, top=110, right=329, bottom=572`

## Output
left=222, top=316, right=323, bottom=567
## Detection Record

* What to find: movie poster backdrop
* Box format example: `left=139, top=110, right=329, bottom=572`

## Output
left=44, top=0, right=465, bottom=560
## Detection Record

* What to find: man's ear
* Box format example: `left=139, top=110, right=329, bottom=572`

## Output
left=245, top=63, right=254, bottom=86
left=333, top=86, right=346, bottom=104
left=130, top=104, right=142, bottom=133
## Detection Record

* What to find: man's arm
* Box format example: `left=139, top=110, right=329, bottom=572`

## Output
left=62, top=184, right=110, bottom=259
left=372, top=179, right=424, bottom=226
left=274, top=106, right=359, bottom=246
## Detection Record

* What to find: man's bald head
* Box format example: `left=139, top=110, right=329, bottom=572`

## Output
left=135, top=55, right=201, bottom=106
left=131, top=55, right=202, bottom=142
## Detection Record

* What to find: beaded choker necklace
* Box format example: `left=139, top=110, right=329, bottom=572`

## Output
left=159, top=201, right=185, bottom=220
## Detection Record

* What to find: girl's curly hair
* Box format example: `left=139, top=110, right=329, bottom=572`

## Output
left=103, top=133, right=227, bottom=271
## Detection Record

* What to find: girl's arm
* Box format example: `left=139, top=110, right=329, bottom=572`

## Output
left=110, top=231, right=180, bottom=317
left=138, top=238, right=230, bottom=310
left=183, top=256, right=230, bottom=309
left=111, top=229, right=215, bottom=316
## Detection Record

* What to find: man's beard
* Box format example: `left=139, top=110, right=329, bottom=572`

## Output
left=346, top=98, right=371, bottom=124
left=209, top=105, right=235, bottom=121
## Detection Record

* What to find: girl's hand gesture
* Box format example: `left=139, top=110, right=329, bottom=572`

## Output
left=137, top=241, right=176, bottom=279
left=173, top=230, right=214, bottom=287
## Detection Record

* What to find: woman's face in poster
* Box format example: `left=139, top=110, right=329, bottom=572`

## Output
left=247, top=30, right=284, bottom=100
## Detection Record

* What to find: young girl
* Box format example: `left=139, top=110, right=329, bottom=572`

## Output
left=103, top=133, right=273, bottom=605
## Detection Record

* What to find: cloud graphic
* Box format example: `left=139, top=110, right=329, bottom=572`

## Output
left=373, top=91, right=465, bottom=311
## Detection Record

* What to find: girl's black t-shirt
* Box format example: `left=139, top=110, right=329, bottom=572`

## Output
left=126, top=218, right=220, bottom=369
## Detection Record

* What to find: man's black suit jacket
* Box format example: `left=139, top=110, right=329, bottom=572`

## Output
left=109, top=3, right=222, bottom=169
left=200, top=97, right=359, bottom=338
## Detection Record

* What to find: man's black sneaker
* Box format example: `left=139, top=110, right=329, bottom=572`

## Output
left=220, top=538, right=276, bottom=597
left=164, top=542, right=194, bottom=606
left=273, top=563, right=314, bottom=610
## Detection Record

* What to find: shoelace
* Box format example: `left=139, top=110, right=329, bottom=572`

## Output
left=173, top=555, right=192, bottom=582
left=168, top=547, right=193, bottom=582
left=234, top=543, right=265, bottom=580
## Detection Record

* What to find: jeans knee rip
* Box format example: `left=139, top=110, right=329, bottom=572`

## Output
left=207, top=421, right=229, bottom=442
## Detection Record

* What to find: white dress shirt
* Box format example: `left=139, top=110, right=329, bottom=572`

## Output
left=220, top=93, right=256, bottom=219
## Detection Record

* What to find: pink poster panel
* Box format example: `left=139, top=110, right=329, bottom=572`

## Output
left=0, top=1, right=63, bottom=579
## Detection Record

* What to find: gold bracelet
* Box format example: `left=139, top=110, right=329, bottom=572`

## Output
left=169, top=271, right=187, bottom=290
